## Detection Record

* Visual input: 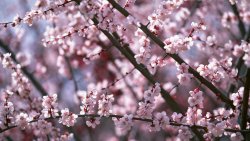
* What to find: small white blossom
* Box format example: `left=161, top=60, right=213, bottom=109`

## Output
left=207, top=121, right=226, bottom=137
left=151, top=112, right=169, bottom=131
left=177, top=126, right=193, bottom=141
left=59, top=108, right=78, bottom=127
left=113, top=114, right=133, bottom=135
left=80, top=91, right=97, bottom=115
left=41, top=94, right=59, bottom=118
left=1, top=53, right=14, bottom=69
left=98, top=93, right=114, bottom=117
left=15, top=113, right=30, bottom=129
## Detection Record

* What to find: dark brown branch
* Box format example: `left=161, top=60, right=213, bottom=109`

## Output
left=240, top=69, right=250, bottom=130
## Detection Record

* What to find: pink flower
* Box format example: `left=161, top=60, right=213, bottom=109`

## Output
left=230, top=87, right=244, bottom=107
left=242, top=11, right=250, bottom=25
left=1, top=101, right=14, bottom=115
left=177, top=126, right=193, bottom=141
left=151, top=112, right=169, bottom=131
left=188, top=90, right=203, bottom=108
left=1, top=53, right=14, bottom=69
left=137, top=102, right=153, bottom=118
left=113, top=114, right=133, bottom=135
left=41, top=94, right=59, bottom=118
left=177, top=73, right=193, bottom=85
left=164, top=35, right=191, bottom=54
left=59, top=108, right=78, bottom=127
left=98, top=93, right=114, bottom=117
left=80, top=91, right=97, bottom=115
left=171, top=112, right=183, bottom=122
left=125, top=0, right=136, bottom=8
left=15, top=112, right=30, bottom=129
left=32, top=120, right=52, bottom=137
left=86, top=117, right=101, bottom=128
left=221, top=12, right=238, bottom=28
left=177, top=63, right=189, bottom=73
left=207, top=121, right=226, bottom=137
left=42, top=94, right=57, bottom=109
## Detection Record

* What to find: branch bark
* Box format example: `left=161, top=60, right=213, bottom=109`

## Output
left=240, top=69, right=250, bottom=130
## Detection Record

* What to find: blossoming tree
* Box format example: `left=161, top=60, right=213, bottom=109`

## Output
left=0, top=0, right=250, bottom=140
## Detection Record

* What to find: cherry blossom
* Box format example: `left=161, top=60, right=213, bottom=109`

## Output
left=151, top=111, right=170, bottom=131
left=59, top=108, right=78, bottom=127
left=15, top=112, right=30, bottom=129
left=98, top=93, right=114, bottom=117
left=80, top=90, right=97, bottom=115
left=0, top=0, right=250, bottom=140
left=113, top=114, right=133, bottom=135
left=137, top=83, right=161, bottom=118
left=41, top=94, right=59, bottom=118
left=177, top=126, right=193, bottom=141
left=86, top=117, right=101, bottom=128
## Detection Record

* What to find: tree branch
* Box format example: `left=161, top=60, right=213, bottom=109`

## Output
left=228, top=1, right=246, bottom=38
left=1, top=113, right=249, bottom=134
left=240, top=69, right=250, bottom=130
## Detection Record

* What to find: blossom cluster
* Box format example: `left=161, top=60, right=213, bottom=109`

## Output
left=233, top=41, right=250, bottom=67
left=42, top=94, right=59, bottom=118
left=137, top=83, right=161, bottom=119
left=0, top=0, right=250, bottom=140
left=0, top=0, right=76, bottom=28
left=176, top=63, right=193, bottom=85
left=197, top=57, right=237, bottom=82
